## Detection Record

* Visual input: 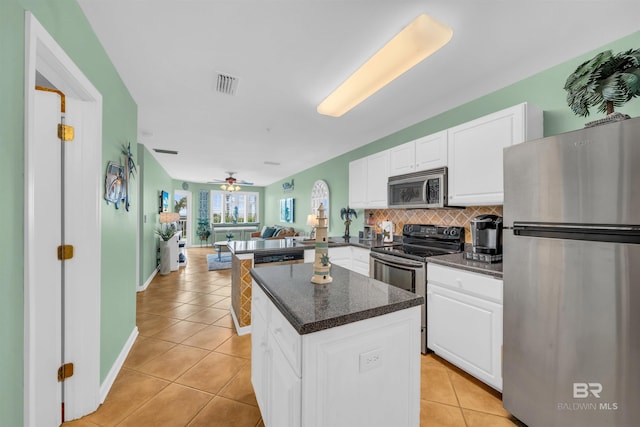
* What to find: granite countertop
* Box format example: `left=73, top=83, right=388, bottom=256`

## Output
left=228, top=236, right=396, bottom=255
left=250, top=263, right=423, bottom=335
left=427, top=252, right=503, bottom=279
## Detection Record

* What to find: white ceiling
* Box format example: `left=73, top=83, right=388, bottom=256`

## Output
left=77, top=0, right=640, bottom=187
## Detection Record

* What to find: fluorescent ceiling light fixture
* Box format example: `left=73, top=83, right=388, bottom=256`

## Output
left=317, top=14, right=453, bottom=117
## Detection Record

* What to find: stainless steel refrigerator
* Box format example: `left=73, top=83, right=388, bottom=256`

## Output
left=503, top=117, right=640, bottom=427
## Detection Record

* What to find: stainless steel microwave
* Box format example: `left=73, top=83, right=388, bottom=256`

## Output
left=387, top=167, right=448, bottom=209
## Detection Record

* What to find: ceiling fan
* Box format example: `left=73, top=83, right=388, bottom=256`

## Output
left=208, top=172, right=253, bottom=191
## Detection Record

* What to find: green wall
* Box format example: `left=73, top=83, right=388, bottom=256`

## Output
left=139, top=145, right=174, bottom=284
left=265, top=31, right=640, bottom=233
left=1, top=1, right=138, bottom=425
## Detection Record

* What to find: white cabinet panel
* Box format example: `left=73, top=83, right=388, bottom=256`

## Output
left=427, top=264, right=503, bottom=391
left=427, top=284, right=502, bottom=390
left=329, top=246, right=351, bottom=270
left=302, top=306, right=421, bottom=427
left=350, top=246, right=371, bottom=277
left=447, top=103, right=542, bottom=206
left=389, top=131, right=447, bottom=176
left=349, top=150, right=390, bottom=209
left=269, top=332, right=302, bottom=427
left=348, top=157, right=367, bottom=208
left=252, top=281, right=421, bottom=427
left=414, top=131, right=447, bottom=172
left=365, top=150, right=390, bottom=208
left=389, top=141, right=415, bottom=175
left=251, top=296, right=270, bottom=418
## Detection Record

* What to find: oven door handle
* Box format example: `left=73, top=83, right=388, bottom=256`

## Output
left=370, top=251, right=425, bottom=269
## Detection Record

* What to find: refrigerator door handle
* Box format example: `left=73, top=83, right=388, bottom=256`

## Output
left=512, top=222, right=640, bottom=244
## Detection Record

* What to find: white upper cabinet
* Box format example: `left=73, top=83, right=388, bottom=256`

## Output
left=349, top=150, right=390, bottom=209
left=447, top=103, right=543, bottom=206
left=389, top=131, right=447, bottom=176
left=365, top=150, right=390, bottom=208
left=348, top=157, right=367, bottom=208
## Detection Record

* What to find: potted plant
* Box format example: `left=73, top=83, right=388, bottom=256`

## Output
left=564, top=48, right=640, bottom=126
left=196, top=217, right=211, bottom=246
left=155, top=226, right=174, bottom=275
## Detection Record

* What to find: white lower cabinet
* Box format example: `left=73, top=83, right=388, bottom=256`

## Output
left=327, top=246, right=371, bottom=277
left=328, top=246, right=351, bottom=269
left=350, top=246, right=371, bottom=276
left=427, top=264, right=503, bottom=391
left=252, top=283, right=420, bottom=427
left=268, top=341, right=301, bottom=427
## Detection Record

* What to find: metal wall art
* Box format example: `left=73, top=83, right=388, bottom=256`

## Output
left=104, top=142, right=136, bottom=211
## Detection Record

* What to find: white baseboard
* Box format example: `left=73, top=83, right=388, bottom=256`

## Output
left=138, top=267, right=159, bottom=292
left=230, top=306, right=251, bottom=336
left=100, top=327, right=139, bottom=403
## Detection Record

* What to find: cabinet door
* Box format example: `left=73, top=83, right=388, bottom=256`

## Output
left=447, top=104, right=526, bottom=206
left=328, top=246, right=351, bottom=270
left=251, top=305, right=270, bottom=418
left=269, top=334, right=301, bottom=427
left=350, top=246, right=371, bottom=277
left=366, top=150, right=390, bottom=208
left=414, top=130, right=447, bottom=171
left=389, top=141, right=415, bottom=176
left=427, top=283, right=503, bottom=390
left=349, top=157, right=367, bottom=208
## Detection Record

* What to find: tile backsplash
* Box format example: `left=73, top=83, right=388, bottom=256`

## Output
left=364, top=206, right=503, bottom=243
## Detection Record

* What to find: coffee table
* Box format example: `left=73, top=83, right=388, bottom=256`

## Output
left=213, top=241, right=229, bottom=261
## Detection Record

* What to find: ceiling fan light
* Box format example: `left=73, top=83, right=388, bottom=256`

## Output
left=221, top=184, right=227, bottom=190
left=317, top=14, right=453, bottom=117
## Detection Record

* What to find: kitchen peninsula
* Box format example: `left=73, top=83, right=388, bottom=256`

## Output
left=250, top=262, right=423, bottom=427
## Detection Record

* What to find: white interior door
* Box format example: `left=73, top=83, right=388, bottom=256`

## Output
left=31, top=89, right=63, bottom=426
left=25, top=13, right=103, bottom=426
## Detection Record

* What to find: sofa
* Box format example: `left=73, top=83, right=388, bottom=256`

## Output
left=251, top=225, right=298, bottom=240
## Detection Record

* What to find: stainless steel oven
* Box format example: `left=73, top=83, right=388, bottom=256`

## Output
left=370, top=251, right=427, bottom=353
left=370, top=224, right=466, bottom=354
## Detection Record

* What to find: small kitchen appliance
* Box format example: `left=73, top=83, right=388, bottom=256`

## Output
left=370, top=224, right=465, bottom=353
left=465, top=214, right=503, bottom=263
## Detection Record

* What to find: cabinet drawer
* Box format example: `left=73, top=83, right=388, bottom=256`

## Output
left=270, top=304, right=302, bottom=377
left=252, top=282, right=269, bottom=320
left=427, top=263, right=503, bottom=303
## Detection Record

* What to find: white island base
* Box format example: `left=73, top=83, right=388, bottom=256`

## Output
left=252, top=282, right=421, bottom=427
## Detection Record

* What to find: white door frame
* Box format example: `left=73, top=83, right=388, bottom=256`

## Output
left=24, top=12, right=102, bottom=425
left=174, top=189, right=192, bottom=246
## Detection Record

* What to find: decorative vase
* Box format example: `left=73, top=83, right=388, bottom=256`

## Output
left=159, top=240, right=171, bottom=275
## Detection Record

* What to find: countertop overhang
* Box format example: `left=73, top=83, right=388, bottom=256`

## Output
left=250, top=263, right=423, bottom=335
left=228, top=236, right=396, bottom=255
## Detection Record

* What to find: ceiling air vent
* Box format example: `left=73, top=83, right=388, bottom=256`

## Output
left=153, top=149, right=178, bottom=155
left=215, top=72, right=239, bottom=95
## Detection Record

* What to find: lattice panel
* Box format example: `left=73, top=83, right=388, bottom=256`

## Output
left=365, top=206, right=503, bottom=243
left=239, top=259, right=253, bottom=327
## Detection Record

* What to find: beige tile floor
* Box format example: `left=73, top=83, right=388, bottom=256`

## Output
left=64, top=247, right=523, bottom=427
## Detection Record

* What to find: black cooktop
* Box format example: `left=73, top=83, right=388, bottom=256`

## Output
left=371, top=224, right=465, bottom=262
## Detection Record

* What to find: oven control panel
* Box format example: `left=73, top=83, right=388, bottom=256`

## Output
left=402, top=224, right=465, bottom=241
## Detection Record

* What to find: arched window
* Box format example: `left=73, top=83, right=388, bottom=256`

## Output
left=311, top=180, right=330, bottom=229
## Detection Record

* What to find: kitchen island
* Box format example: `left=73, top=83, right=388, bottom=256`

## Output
left=227, top=237, right=395, bottom=333
left=250, top=262, right=423, bottom=427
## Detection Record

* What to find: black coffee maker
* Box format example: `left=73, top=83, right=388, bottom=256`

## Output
left=465, top=214, right=503, bottom=263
